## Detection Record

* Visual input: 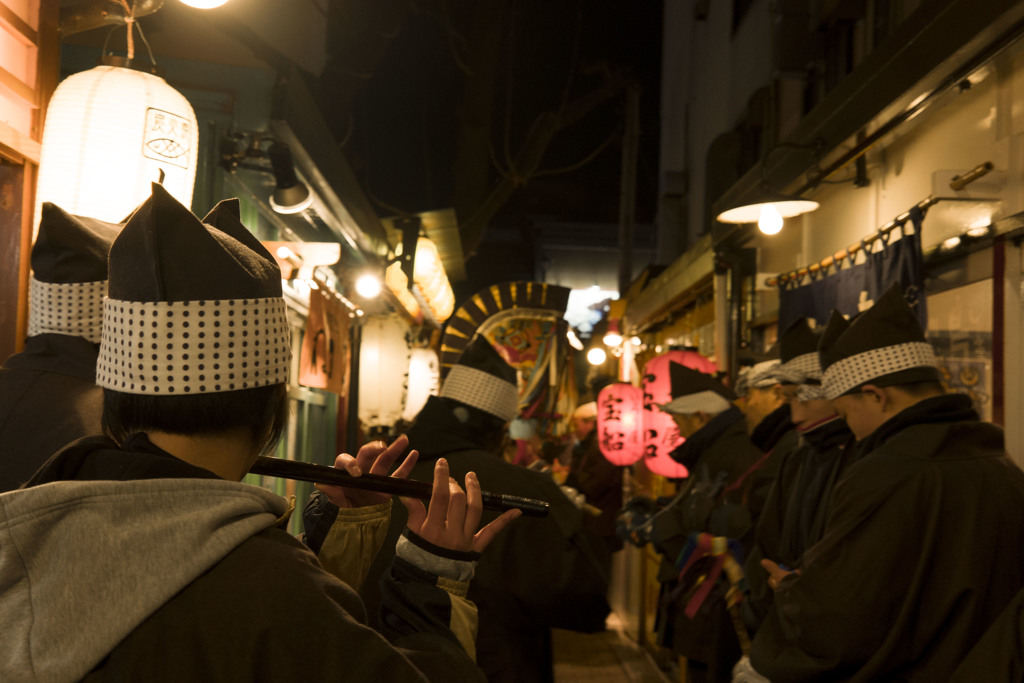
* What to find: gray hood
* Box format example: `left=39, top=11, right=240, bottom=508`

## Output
left=0, top=478, right=289, bottom=682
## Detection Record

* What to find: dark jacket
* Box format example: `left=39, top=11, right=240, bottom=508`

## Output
left=0, top=334, right=104, bottom=491
left=312, top=396, right=611, bottom=683
left=565, top=430, right=624, bottom=554
left=651, top=407, right=765, bottom=675
left=750, top=394, right=1024, bottom=681
left=0, top=433, right=484, bottom=682
left=950, top=586, right=1024, bottom=682
left=742, top=416, right=852, bottom=632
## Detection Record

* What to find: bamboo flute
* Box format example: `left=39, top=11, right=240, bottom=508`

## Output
left=250, top=456, right=550, bottom=517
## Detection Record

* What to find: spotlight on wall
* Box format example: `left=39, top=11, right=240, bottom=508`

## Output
left=268, top=142, right=313, bottom=214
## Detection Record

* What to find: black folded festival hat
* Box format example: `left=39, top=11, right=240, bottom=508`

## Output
left=96, top=183, right=291, bottom=395
left=439, top=334, right=519, bottom=422
left=818, top=285, right=939, bottom=399
left=28, top=203, right=122, bottom=343
left=659, top=362, right=736, bottom=415
left=776, top=317, right=826, bottom=399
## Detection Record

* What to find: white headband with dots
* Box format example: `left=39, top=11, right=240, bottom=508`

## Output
left=96, top=297, right=291, bottom=395
left=822, top=342, right=937, bottom=400
left=440, top=365, right=519, bottom=422
left=780, top=352, right=821, bottom=382
left=28, top=276, right=106, bottom=343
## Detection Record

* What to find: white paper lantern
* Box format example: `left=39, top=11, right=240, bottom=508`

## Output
left=35, top=64, right=198, bottom=231
left=358, top=315, right=412, bottom=428
left=403, top=347, right=440, bottom=421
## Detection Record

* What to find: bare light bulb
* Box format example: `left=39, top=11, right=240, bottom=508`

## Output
left=355, top=273, right=382, bottom=299
left=603, top=332, right=623, bottom=347
left=758, top=204, right=784, bottom=235
left=587, top=348, right=607, bottom=366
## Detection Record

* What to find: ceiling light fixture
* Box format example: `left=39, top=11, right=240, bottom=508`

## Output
left=716, top=140, right=824, bottom=235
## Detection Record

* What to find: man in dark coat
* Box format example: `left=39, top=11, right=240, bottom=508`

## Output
left=564, top=400, right=624, bottom=558
left=740, top=317, right=852, bottom=635
left=650, top=363, right=766, bottom=683
left=736, top=358, right=795, bottom=455
left=734, top=356, right=800, bottom=535
left=750, top=285, right=1024, bottom=681
left=308, top=335, right=611, bottom=683
left=949, top=586, right=1024, bottom=681
left=0, top=204, right=120, bottom=491
left=0, top=185, right=517, bottom=681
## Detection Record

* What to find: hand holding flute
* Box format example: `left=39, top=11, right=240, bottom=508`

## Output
left=309, top=435, right=523, bottom=553
left=313, top=434, right=420, bottom=510
left=250, top=435, right=551, bottom=517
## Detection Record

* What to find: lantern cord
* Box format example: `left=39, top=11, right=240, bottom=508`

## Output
left=134, top=20, right=157, bottom=66
left=113, top=0, right=136, bottom=60
left=102, top=0, right=157, bottom=67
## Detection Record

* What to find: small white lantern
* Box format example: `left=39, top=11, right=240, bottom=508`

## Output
left=358, top=315, right=412, bottom=429
left=34, top=62, right=199, bottom=231
left=403, top=347, right=440, bottom=421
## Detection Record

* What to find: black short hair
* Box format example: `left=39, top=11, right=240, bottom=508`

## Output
left=103, top=384, right=290, bottom=455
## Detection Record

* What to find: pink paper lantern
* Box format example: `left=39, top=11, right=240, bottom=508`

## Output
left=640, top=350, right=718, bottom=478
left=596, top=383, right=645, bottom=466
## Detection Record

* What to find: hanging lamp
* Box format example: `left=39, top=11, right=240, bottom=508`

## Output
left=715, top=140, right=824, bottom=235
left=35, top=56, right=198, bottom=229
left=716, top=193, right=820, bottom=235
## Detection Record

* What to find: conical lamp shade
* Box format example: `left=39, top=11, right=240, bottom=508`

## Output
left=716, top=193, right=819, bottom=224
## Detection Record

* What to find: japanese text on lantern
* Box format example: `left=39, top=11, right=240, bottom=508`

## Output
left=596, top=383, right=644, bottom=466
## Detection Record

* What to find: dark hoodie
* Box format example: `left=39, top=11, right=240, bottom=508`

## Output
left=0, top=433, right=486, bottom=682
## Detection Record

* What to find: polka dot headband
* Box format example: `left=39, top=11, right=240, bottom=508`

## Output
left=440, top=365, right=519, bottom=422
left=821, top=342, right=937, bottom=400
left=28, top=276, right=106, bottom=343
left=96, top=297, right=291, bottom=395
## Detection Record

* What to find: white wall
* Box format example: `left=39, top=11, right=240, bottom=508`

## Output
left=779, top=42, right=1024, bottom=269
left=754, top=38, right=1024, bottom=457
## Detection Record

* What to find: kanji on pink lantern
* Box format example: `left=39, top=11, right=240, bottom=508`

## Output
left=596, top=383, right=644, bottom=466
left=641, top=350, right=718, bottom=478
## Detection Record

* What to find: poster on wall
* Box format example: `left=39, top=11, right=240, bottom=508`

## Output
left=299, top=287, right=351, bottom=395
left=778, top=208, right=927, bottom=331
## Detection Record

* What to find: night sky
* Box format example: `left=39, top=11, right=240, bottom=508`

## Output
left=322, top=0, right=664, bottom=287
